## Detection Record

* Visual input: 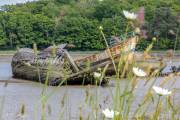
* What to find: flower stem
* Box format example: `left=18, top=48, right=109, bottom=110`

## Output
left=125, top=21, right=130, bottom=37
left=100, top=30, right=117, bottom=74
left=173, top=24, right=179, bottom=56
left=154, top=95, right=161, bottom=119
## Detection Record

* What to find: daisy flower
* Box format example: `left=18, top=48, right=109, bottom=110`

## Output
left=132, top=67, right=147, bottom=77
left=153, top=86, right=172, bottom=96
left=102, top=108, right=119, bottom=119
left=123, top=10, right=137, bottom=20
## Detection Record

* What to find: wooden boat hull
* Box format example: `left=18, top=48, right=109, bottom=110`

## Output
left=11, top=36, right=166, bottom=85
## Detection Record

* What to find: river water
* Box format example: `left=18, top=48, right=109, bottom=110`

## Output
left=0, top=55, right=179, bottom=120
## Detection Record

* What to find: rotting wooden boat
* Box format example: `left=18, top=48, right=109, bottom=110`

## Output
left=11, top=33, right=165, bottom=85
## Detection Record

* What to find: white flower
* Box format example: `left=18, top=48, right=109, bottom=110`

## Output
left=93, top=72, right=101, bottom=78
left=132, top=67, right=147, bottom=77
left=123, top=10, right=137, bottom=20
left=153, top=86, right=172, bottom=96
left=102, top=108, right=119, bottom=119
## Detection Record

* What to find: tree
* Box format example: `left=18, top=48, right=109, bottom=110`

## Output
left=0, top=11, right=55, bottom=48
left=149, top=7, right=178, bottom=49
left=150, top=7, right=177, bottom=38
left=32, top=14, right=55, bottom=47
left=0, top=24, right=7, bottom=47
left=54, top=17, right=104, bottom=50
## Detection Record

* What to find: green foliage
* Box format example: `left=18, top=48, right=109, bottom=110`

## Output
left=42, top=2, right=60, bottom=18
left=153, top=39, right=177, bottom=50
left=0, top=11, right=55, bottom=48
left=101, top=16, right=127, bottom=36
left=54, top=17, right=104, bottom=50
left=55, top=0, right=76, bottom=4
left=0, top=26, right=7, bottom=46
left=0, top=0, right=179, bottom=50
left=136, top=39, right=151, bottom=51
left=150, top=7, right=177, bottom=38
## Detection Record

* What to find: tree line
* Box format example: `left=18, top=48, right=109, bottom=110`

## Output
left=0, top=0, right=179, bottom=50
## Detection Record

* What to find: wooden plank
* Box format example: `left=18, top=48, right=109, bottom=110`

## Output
left=64, top=50, right=79, bottom=72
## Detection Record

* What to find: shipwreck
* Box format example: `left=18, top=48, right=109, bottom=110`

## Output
left=11, top=32, right=165, bottom=85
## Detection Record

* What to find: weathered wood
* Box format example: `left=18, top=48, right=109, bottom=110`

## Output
left=75, top=37, right=138, bottom=67
left=69, top=59, right=112, bottom=78
left=64, top=50, right=79, bottom=72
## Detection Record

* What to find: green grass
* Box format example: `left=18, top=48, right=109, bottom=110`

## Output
left=0, top=50, right=16, bottom=55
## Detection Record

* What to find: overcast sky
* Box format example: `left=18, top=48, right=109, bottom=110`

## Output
left=0, top=0, right=37, bottom=6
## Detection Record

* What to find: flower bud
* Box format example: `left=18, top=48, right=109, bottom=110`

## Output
left=152, top=37, right=156, bottom=41
left=135, top=27, right=141, bottom=34
left=99, top=26, right=103, bottom=31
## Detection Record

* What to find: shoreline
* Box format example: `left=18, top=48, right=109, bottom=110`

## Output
left=0, top=52, right=179, bottom=63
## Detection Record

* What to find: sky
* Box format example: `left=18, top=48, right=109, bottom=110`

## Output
left=0, top=0, right=37, bottom=6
